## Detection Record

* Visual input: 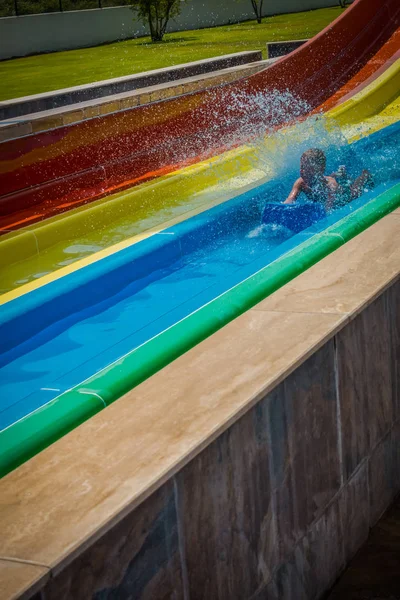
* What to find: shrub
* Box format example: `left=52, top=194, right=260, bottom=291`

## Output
left=130, top=0, right=188, bottom=42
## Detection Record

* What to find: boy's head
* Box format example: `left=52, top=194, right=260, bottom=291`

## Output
left=300, top=148, right=326, bottom=181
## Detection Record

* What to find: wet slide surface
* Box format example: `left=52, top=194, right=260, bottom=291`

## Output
left=1, top=45, right=400, bottom=299
left=1, top=123, right=400, bottom=431
left=0, top=0, right=399, bottom=232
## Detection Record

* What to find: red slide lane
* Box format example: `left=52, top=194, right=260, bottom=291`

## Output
left=0, top=0, right=399, bottom=232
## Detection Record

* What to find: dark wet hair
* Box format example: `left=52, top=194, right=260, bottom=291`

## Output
left=301, top=148, right=326, bottom=171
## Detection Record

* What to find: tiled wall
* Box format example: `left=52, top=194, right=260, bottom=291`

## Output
left=34, top=280, right=400, bottom=600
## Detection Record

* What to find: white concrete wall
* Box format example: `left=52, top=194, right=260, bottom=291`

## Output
left=0, top=0, right=342, bottom=60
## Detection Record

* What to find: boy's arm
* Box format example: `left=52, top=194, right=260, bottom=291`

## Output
left=283, top=178, right=303, bottom=204
left=325, top=176, right=339, bottom=211
left=350, top=170, right=373, bottom=199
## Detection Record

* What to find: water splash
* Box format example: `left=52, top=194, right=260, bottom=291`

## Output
left=247, top=222, right=292, bottom=240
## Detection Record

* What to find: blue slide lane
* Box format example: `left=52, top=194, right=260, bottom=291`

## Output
left=1, top=121, right=400, bottom=430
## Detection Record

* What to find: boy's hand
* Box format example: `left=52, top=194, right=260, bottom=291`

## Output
left=284, top=178, right=303, bottom=204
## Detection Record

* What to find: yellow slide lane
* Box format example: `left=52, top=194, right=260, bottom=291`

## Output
left=328, top=57, right=400, bottom=139
left=0, top=151, right=267, bottom=300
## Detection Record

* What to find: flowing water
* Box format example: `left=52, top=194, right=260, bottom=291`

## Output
left=1, top=93, right=400, bottom=430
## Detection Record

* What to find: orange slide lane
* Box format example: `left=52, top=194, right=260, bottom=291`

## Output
left=318, top=27, right=400, bottom=112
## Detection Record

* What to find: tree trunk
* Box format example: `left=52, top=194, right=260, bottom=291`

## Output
left=251, top=0, right=263, bottom=24
left=154, top=1, right=161, bottom=41
left=160, top=0, right=174, bottom=39
left=145, top=0, right=179, bottom=42
left=148, top=11, right=155, bottom=41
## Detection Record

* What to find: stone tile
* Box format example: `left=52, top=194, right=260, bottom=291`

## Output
left=149, top=89, right=163, bottom=103
left=28, top=592, right=44, bottom=600
left=392, top=420, right=400, bottom=495
left=327, top=496, right=400, bottom=599
left=138, top=92, right=152, bottom=106
left=369, top=431, right=395, bottom=527
left=31, top=115, right=64, bottom=132
left=336, top=294, right=393, bottom=481
left=388, top=279, right=400, bottom=420
left=176, top=400, right=277, bottom=600
left=43, top=481, right=183, bottom=600
left=340, top=461, right=369, bottom=562
left=62, top=109, right=84, bottom=125
left=83, top=105, right=100, bottom=118
left=182, top=80, right=207, bottom=94
left=258, top=557, right=309, bottom=600
left=302, top=496, right=345, bottom=598
left=281, top=341, right=340, bottom=537
left=267, top=383, right=301, bottom=564
left=0, top=559, right=49, bottom=600
left=120, top=96, right=140, bottom=110
left=161, top=86, right=183, bottom=100
left=169, top=85, right=183, bottom=98
left=255, top=215, right=400, bottom=316
left=257, top=498, right=343, bottom=600
left=255, top=343, right=340, bottom=578
left=99, top=100, right=120, bottom=115
left=149, top=88, right=165, bottom=101
left=0, top=121, right=32, bottom=142
left=151, top=85, right=180, bottom=102
left=336, top=318, right=369, bottom=481
left=0, top=311, right=342, bottom=569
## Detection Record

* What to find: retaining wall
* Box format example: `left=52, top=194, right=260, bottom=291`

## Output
left=0, top=52, right=264, bottom=122
left=35, top=281, right=400, bottom=599
left=0, top=0, right=342, bottom=60
left=0, top=210, right=399, bottom=600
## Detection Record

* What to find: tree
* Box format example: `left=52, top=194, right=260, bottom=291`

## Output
left=250, top=0, right=263, bottom=24
left=131, top=0, right=187, bottom=42
left=339, top=0, right=350, bottom=7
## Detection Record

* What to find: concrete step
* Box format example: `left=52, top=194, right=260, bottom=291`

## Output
left=267, top=39, right=308, bottom=58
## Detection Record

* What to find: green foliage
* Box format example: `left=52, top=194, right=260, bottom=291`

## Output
left=130, top=0, right=187, bottom=42
left=0, top=0, right=129, bottom=16
left=0, top=0, right=15, bottom=17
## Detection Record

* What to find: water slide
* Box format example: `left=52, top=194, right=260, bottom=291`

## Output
left=1, top=12, right=400, bottom=298
left=1, top=52, right=400, bottom=300
left=1, top=126, right=399, bottom=477
left=0, top=0, right=398, bottom=232
left=1, top=0, right=400, bottom=477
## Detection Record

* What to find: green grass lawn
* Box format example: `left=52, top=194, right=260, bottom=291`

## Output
left=0, top=6, right=344, bottom=101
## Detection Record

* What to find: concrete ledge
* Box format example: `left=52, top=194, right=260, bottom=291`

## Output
left=0, top=50, right=262, bottom=121
left=0, top=212, right=399, bottom=599
left=0, top=59, right=274, bottom=142
left=267, top=38, right=308, bottom=58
